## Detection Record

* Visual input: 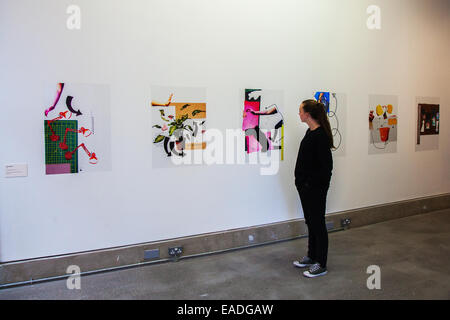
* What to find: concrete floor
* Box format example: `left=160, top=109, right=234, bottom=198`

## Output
left=1, top=209, right=449, bottom=300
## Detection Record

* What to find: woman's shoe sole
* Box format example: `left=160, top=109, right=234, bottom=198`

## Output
left=303, top=270, right=328, bottom=278
left=293, top=261, right=313, bottom=268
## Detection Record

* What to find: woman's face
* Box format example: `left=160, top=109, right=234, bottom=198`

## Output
left=299, top=104, right=308, bottom=123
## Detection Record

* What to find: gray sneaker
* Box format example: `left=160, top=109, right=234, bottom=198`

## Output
left=303, top=263, right=328, bottom=278
left=293, top=256, right=315, bottom=268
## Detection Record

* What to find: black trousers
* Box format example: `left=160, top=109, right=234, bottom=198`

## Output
left=297, top=184, right=329, bottom=268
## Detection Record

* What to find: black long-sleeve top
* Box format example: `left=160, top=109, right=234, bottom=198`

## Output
left=295, top=126, right=333, bottom=188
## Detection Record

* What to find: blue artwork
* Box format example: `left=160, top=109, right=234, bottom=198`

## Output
left=314, top=92, right=330, bottom=114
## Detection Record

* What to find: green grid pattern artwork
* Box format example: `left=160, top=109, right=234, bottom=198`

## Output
left=44, top=120, right=78, bottom=173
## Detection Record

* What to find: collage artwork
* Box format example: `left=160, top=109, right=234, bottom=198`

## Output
left=42, top=85, right=441, bottom=172
left=43, top=83, right=111, bottom=174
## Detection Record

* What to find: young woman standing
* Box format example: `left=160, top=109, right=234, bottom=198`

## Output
left=293, top=99, right=334, bottom=278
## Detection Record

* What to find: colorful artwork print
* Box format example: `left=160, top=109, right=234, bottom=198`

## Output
left=417, top=104, right=439, bottom=144
left=313, top=91, right=345, bottom=154
left=368, top=95, right=398, bottom=154
left=415, top=97, right=440, bottom=151
left=242, top=89, right=284, bottom=160
left=43, top=83, right=111, bottom=174
left=45, top=119, right=79, bottom=174
left=314, top=91, right=330, bottom=114
left=151, top=86, right=207, bottom=167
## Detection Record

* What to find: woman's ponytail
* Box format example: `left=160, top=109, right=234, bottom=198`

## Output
left=301, top=99, right=335, bottom=149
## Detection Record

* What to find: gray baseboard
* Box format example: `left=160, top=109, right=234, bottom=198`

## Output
left=1, top=193, right=449, bottom=288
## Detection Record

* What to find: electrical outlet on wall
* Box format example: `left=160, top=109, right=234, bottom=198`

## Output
left=144, top=249, right=160, bottom=260
left=168, top=246, right=183, bottom=258
left=326, top=221, right=334, bottom=231
left=341, top=218, right=352, bottom=228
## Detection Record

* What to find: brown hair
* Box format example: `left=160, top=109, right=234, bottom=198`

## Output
left=301, top=99, right=335, bottom=149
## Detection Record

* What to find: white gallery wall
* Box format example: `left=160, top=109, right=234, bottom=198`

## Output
left=0, top=0, right=449, bottom=262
